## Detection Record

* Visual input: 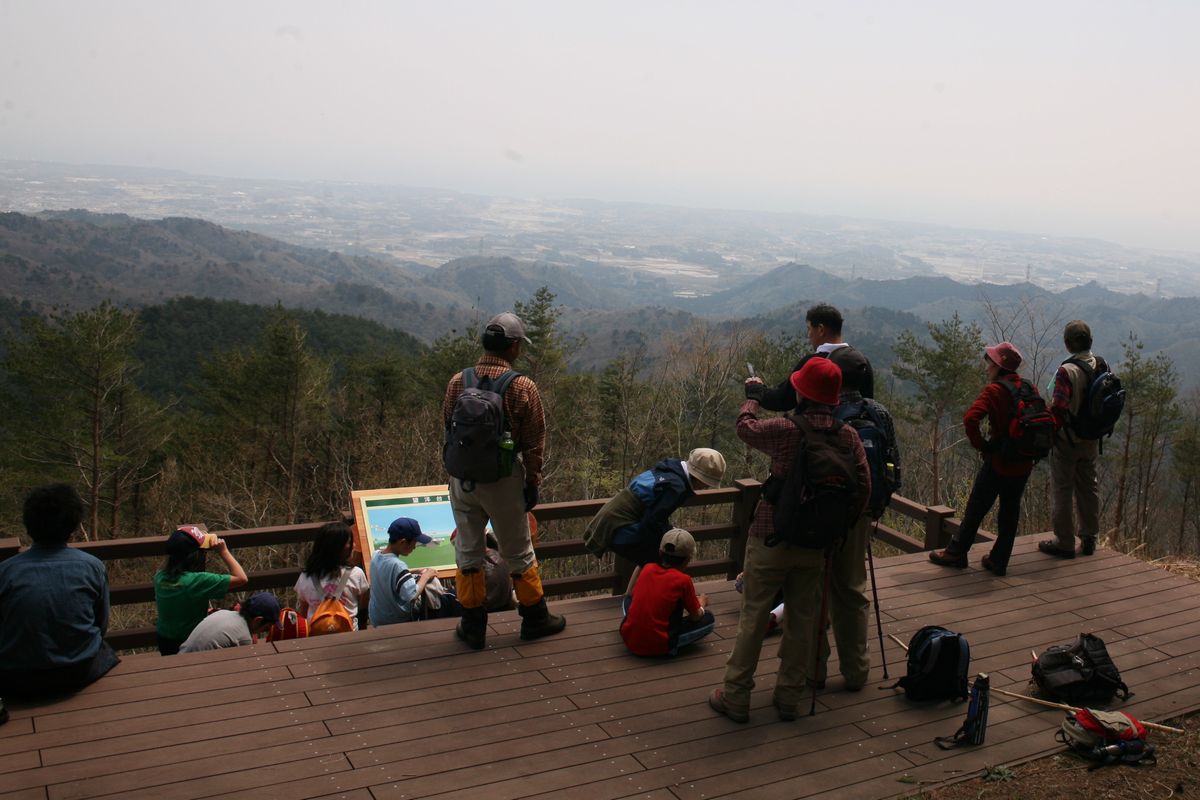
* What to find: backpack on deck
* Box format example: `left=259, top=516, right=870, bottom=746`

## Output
left=1064, top=356, right=1125, bottom=441
left=834, top=398, right=899, bottom=519
left=309, top=571, right=354, bottom=636
left=996, top=376, right=1055, bottom=462
left=1032, top=633, right=1130, bottom=706
left=1056, top=708, right=1156, bottom=769
left=766, top=416, right=860, bottom=550
left=266, top=607, right=309, bottom=642
left=892, top=625, right=970, bottom=702
left=443, top=367, right=519, bottom=485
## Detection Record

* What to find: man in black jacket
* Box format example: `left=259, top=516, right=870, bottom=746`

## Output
left=747, top=304, right=874, bottom=409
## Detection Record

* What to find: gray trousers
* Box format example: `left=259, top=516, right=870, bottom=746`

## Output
left=449, top=462, right=536, bottom=574
left=1050, top=435, right=1101, bottom=547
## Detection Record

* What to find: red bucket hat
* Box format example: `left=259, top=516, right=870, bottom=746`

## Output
left=984, top=342, right=1022, bottom=371
left=790, top=358, right=842, bottom=406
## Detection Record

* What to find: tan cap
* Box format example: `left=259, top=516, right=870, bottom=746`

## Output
left=659, top=528, right=696, bottom=560
left=687, top=448, right=726, bottom=488
left=485, top=312, right=532, bottom=344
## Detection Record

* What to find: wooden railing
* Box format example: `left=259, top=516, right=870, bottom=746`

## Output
left=0, top=481, right=968, bottom=651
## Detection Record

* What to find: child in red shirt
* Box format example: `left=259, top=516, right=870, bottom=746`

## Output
left=620, top=528, right=715, bottom=656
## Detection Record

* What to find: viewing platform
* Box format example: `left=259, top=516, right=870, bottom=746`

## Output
left=2, top=535, right=1198, bottom=800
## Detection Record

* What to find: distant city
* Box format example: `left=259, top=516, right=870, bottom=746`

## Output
left=3, top=159, right=1199, bottom=298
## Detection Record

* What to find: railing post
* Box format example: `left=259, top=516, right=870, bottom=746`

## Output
left=924, top=505, right=955, bottom=550
left=728, top=479, right=760, bottom=578
left=0, top=537, right=22, bottom=564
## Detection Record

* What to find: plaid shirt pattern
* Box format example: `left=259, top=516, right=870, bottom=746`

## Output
left=736, top=400, right=870, bottom=539
left=443, top=354, right=546, bottom=487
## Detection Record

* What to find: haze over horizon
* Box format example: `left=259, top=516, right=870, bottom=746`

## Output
left=2, top=1, right=1197, bottom=253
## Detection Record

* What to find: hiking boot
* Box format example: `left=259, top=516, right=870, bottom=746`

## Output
left=772, top=695, right=798, bottom=721
left=518, top=598, right=566, bottom=641
left=1079, top=537, right=1097, bottom=556
left=708, top=688, right=749, bottom=723
left=1038, top=540, right=1076, bottom=560
left=455, top=606, right=488, bottom=650
left=981, top=553, right=1007, bottom=577
left=928, top=549, right=967, bottom=568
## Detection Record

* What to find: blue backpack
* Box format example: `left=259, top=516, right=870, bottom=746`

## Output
left=892, top=625, right=970, bottom=702
left=1064, top=357, right=1125, bottom=441
left=834, top=398, right=899, bottom=519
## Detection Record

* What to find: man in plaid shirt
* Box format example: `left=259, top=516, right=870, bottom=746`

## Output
left=1039, top=320, right=1104, bottom=559
left=443, top=312, right=565, bottom=648
left=710, top=358, right=869, bottom=722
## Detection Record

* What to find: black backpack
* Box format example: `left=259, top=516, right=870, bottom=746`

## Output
left=1064, top=357, right=1125, bottom=441
left=892, top=625, right=970, bottom=702
left=834, top=398, right=899, bottom=519
left=996, top=376, right=1054, bottom=462
left=442, top=367, right=518, bottom=484
left=1032, top=633, right=1131, bottom=706
left=766, top=416, right=859, bottom=550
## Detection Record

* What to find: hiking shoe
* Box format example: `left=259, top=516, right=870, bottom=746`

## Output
left=1038, top=540, right=1076, bottom=560
left=456, top=620, right=485, bottom=650
left=928, top=549, right=967, bottom=568
left=708, top=688, right=749, bottom=723
left=981, top=554, right=1007, bottom=577
left=1079, top=537, right=1096, bottom=556
left=518, top=599, right=567, bottom=641
left=772, top=696, right=798, bottom=721
left=456, top=607, right=487, bottom=650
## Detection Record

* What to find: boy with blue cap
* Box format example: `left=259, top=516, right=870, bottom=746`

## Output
left=369, top=518, right=440, bottom=626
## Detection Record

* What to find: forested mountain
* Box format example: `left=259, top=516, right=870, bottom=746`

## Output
left=0, top=211, right=1197, bottom=570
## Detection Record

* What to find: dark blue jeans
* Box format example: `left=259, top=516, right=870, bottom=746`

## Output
left=949, top=460, right=1030, bottom=569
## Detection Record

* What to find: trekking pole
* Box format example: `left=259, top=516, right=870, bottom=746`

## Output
left=866, top=518, right=888, bottom=679
left=810, top=548, right=834, bottom=717
left=990, top=688, right=1184, bottom=734
left=889, top=633, right=908, bottom=652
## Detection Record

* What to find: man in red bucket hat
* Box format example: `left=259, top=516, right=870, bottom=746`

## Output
left=710, top=358, right=870, bottom=723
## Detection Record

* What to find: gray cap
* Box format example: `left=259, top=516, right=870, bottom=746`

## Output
left=659, top=528, right=696, bottom=560
left=485, top=312, right=532, bottom=344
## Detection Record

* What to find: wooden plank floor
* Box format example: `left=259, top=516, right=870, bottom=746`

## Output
left=2, top=534, right=1198, bottom=800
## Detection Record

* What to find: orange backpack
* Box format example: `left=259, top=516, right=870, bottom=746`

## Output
left=308, top=571, right=354, bottom=635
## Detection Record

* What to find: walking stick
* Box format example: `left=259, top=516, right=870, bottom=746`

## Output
left=810, top=547, right=834, bottom=717
left=990, top=687, right=1184, bottom=735
left=866, top=518, right=888, bottom=679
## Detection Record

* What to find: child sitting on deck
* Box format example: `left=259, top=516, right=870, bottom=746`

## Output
left=619, top=528, right=715, bottom=657
left=154, top=524, right=249, bottom=656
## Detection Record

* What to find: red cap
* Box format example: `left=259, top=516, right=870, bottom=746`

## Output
left=790, top=358, right=842, bottom=406
left=984, top=342, right=1022, bottom=371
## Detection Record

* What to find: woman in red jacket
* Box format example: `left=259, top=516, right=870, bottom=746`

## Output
left=929, top=342, right=1034, bottom=577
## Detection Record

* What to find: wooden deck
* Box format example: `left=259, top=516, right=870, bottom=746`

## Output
left=2, top=534, right=1198, bottom=800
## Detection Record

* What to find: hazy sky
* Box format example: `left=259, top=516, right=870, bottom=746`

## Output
left=2, top=1, right=1198, bottom=251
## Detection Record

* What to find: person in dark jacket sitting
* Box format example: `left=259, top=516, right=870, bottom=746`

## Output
left=0, top=484, right=120, bottom=699
left=583, top=448, right=727, bottom=587
left=928, top=342, right=1036, bottom=577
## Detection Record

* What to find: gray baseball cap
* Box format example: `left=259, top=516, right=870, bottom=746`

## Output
left=486, top=312, right=532, bottom=344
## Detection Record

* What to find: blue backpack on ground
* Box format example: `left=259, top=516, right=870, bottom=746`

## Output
left=834, top=398, right=899, bottom=519
left=892, top=625, right=970, bottom=702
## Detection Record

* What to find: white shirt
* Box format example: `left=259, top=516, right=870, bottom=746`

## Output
left=294, top=566, right=369, bottom=631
